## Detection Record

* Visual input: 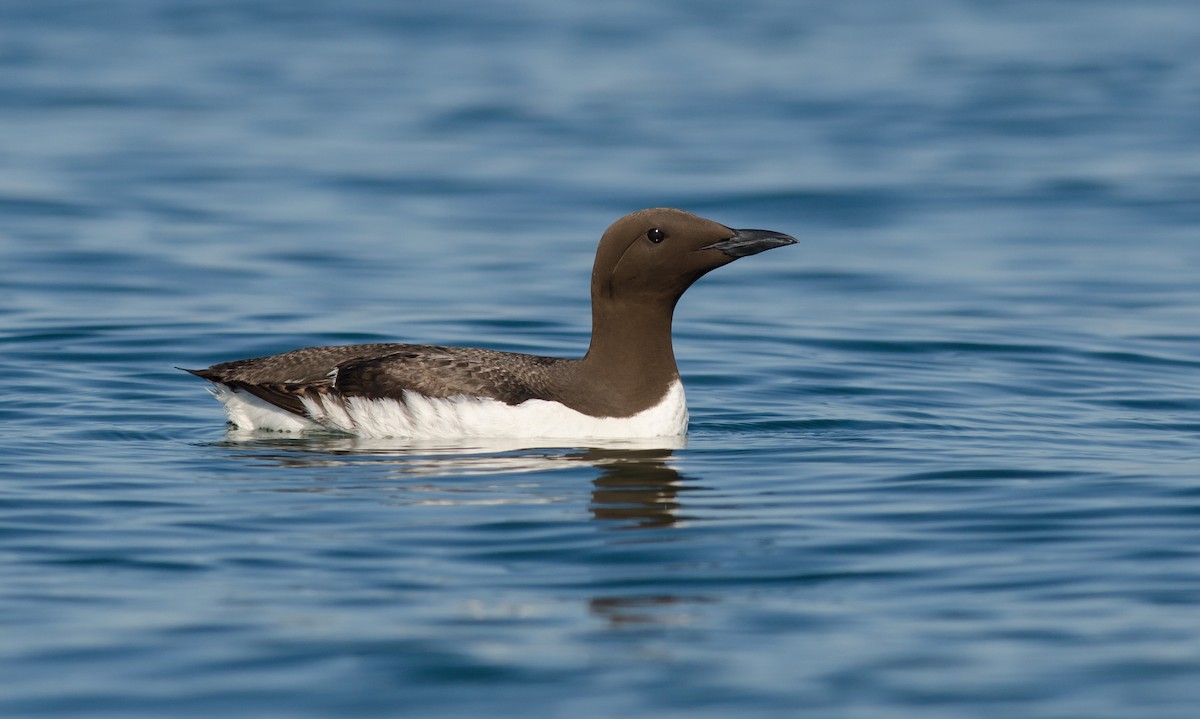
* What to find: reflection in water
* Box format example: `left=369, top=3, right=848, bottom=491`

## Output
left=588, top=594, right=710, bottom=626
left=585, top=448, right=689, bottom=528
left=580, top=449, right=705, bottom=626
left=213, top=430, right=697, bottom=528
left=211, top=431, right=706, bottom=627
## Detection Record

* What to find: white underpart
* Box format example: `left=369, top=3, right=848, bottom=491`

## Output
left=207, top=380, right=689, bottom=440
left=208, top=385, right=318, bottom=431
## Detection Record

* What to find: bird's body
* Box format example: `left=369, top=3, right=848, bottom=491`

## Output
left=187, top=208, right=795, bottom=439
left=189, top=343, right=690, bottom=439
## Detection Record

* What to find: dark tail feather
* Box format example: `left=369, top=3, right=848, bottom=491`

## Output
left=180, top=366, right=311, bottom=417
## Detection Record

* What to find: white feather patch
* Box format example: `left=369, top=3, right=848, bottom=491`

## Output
left=208, top=385, right=321, bottom=432
left=207, top=381, right=688, bottom=440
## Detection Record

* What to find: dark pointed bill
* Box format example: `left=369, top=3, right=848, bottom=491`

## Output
left=700, top=228, right=798, bottom=258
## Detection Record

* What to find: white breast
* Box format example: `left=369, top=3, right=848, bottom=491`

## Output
left=207, top=381, right=689, bottom=440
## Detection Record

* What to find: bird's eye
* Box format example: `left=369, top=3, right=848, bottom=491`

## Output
left=647, top=228, right=666, bottom=243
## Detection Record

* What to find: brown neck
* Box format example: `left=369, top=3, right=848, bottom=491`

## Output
left=571, top=295, right=680, bottom=415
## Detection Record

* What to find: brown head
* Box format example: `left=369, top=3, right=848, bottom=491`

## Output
left=590, top=207, right=797, bottom=307
left=574, top=208, right=796, bottom=414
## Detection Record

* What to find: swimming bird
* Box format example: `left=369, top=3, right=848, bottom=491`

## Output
left=186, top=208, right=796, bottom=439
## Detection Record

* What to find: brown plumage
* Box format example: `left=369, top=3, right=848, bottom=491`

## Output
left=187, top=345, right=570, bottom=414
left=186, top=208, right=796, bottom=430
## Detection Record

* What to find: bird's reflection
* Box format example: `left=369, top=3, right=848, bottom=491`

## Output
left=587, top=594, right=710, bottom=626
left=208, top=431, right=706, bottom=627
left=210, top=431, right=697, bottom=528
left=585, top=448, right=688, bottom=528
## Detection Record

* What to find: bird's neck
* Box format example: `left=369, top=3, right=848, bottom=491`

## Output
left=575, top=295, right=680, bottom=413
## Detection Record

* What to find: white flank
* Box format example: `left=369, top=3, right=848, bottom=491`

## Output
left=208, top=381, right=689, bottom=440
left=209, top=385, right=321, bottom=432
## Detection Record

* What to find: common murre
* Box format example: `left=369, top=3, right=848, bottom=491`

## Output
left=186, top=208, right=796, bottom=439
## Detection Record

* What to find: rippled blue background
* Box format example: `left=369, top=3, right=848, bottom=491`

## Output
left=3, top=1, right=1199, bottom=717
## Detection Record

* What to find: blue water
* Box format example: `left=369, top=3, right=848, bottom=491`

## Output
left=3, top=1, right=1200, bottom=716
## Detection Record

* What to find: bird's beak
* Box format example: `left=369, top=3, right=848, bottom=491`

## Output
left=700, top=228, right=798, bottom=258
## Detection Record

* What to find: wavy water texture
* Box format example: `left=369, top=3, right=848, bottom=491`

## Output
left=2, top=1, right=1200, bottom=718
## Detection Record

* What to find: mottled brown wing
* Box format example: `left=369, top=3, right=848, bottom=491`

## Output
left=189, top=343, right=413, bottom=385
left=330, top=346, right=566, bottom=406
left=186, top=343, right=424, bottom=416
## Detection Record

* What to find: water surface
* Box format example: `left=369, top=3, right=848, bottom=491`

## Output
left=2, top=1, right=1199, bottom=717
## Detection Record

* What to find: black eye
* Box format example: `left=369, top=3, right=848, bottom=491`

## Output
left=647, top=228, right=665, bottom=243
